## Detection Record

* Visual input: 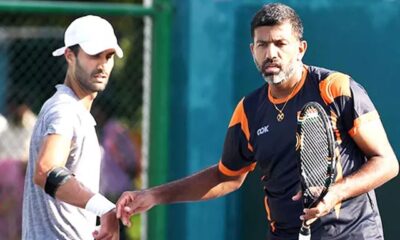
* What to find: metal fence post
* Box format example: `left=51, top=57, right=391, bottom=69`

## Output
left=148, top=1, right=172, bottom=240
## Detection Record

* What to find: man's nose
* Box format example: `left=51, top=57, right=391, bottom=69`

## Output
left=265, top=44, right=278, bottom=60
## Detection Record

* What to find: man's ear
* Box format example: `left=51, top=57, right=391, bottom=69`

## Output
left=64, top=48, right=75, bottom=64
left=249, top=43, right=255, bottom=57
left=297, top=40, right=307, bottom=61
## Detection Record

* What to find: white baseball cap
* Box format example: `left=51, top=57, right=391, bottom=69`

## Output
left=52, top=15, right=123, bottom=58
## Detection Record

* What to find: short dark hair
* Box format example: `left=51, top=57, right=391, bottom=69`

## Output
left=250, top=3, right=303, bottom=40
left=68, top=44, right=80, bottom=56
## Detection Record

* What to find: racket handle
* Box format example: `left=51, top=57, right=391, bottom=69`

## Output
left=298, top=222, right=311, bottom=240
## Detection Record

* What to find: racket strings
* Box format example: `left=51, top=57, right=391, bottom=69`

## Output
left=300, top=112, right=330, bottom=199
left=297, top=102, right=336, bottom=238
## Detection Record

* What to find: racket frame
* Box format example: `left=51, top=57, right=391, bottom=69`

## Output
left=296, top=101, right=337, bottom=238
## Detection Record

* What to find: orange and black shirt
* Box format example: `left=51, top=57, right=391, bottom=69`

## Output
left=219, top=65, right=383, bottom=239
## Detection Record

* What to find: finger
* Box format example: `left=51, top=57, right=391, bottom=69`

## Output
left=116, top=195, right=129, bottom=219
left=124, top=211, right=133, bottom=227
left=121, top=215, right=131, bottom=227
left=300, top=211, right=318, bottom=223
left=116, top=204, right=122, bottom=219
left=292, top=191, right=302, bottom=201
left=305, top=217, right=317, bottom=226
left=93, top=225, right=113, bottom=240
left=93, top=230, right=106, bottom=240
left=125, top=217, right=132, bottom=228
left=301, top=205, right=331, bottom=224
left=303, top=207, right=320, bottom=218
left=92, top=226, right=100, bottom=238
left=306, top=202, right=330, bottom=218
left=300, top=209, right=314, bottom=221
left=95, top=232, right=110, bottom=240
left=116, top=193, right=135, bottom=218
left=124, top=206, right=133, bottom=214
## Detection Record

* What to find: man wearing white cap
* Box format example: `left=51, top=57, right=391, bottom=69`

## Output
left=22, top=15, right=123, bottom=240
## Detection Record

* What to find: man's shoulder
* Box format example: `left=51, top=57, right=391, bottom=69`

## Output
left=233, top=84, right=267, bottom=122
left=41, top=91, right=79, bottom=114
left=308, top=65, right=350, bottom=82
left=34, top=97, right=78, bottom=128
left=244, top=84, right=266, bottom=101
left=308, top=65, right=334, bottom=80
left=308, top=66, right=353, bottom=103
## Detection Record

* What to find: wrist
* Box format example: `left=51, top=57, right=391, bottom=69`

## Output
left=330, top=182, right=346, bottom=205
left=85, top=193, right=115, bottom=217
left=149, top=188, right=164, bottom=205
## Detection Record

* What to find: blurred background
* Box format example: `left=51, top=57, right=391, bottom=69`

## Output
left=0, top=0, right=398, bottom=240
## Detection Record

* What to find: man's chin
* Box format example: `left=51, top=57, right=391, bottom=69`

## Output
left=263, top=75, right=285, bottom=85
left=95, top=87, right=106, bottom=93
left=87, top=86, right=105, bottom=94
left=92, top=83, right=108, bottom=92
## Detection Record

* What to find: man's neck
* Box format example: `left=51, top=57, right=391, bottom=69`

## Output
left=64, top=77, right=96, bottom=111
left=269, top=67, right=303, bottom=99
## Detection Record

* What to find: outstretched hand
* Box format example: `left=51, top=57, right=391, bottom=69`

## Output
left=116, top=190, right=156, bottom=227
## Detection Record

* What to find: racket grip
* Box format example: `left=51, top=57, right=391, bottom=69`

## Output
left=298, top=222, right=311, bottom=240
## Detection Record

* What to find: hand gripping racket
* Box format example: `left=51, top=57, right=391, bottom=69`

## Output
left=297, top=102, right=337, bottom=240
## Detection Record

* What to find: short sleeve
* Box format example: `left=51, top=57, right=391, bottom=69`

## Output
left=219, top=99, right=256, bottom=176
left=345, top=80, right=379, bottom=137
left=44, top=104, right=77, bottom=140
left=319, top=72, right=379, bottom=137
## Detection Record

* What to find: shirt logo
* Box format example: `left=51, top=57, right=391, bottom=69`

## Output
left=257, top=125, right=270, bottom=136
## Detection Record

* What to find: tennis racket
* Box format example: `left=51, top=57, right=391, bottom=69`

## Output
left=297, top=102, right=337, bottom=240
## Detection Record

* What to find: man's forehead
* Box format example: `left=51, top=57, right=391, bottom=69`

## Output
left=253, top=23, right=295, bottom=40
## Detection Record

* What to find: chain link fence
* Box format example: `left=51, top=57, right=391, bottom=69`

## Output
left=0, top=3, right=148, bottom=239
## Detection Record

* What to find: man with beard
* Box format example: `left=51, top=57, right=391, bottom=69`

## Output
left=115, top=3, right=398, bottom=240
left=22, top=15, right=123, bottom=240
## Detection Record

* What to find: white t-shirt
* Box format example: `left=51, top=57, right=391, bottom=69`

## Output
left=22, top=84, right=101, bottom=240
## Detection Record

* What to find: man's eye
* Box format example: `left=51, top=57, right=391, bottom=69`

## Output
left=276, top=41, right=287, bottom=47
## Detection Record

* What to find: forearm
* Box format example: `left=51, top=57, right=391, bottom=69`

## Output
left=35, top=163, right=95, bottom=208
left=54, top=177, right=95, bottom=208
left=55, top=177, right=117, bottom=219
left=302, top=120, right=399, bottom=222
left=150, top=164, right=246, bottom=204
left=34, top=134, right=115, bottom=217
left=331, top=153, right=398, bottom=203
